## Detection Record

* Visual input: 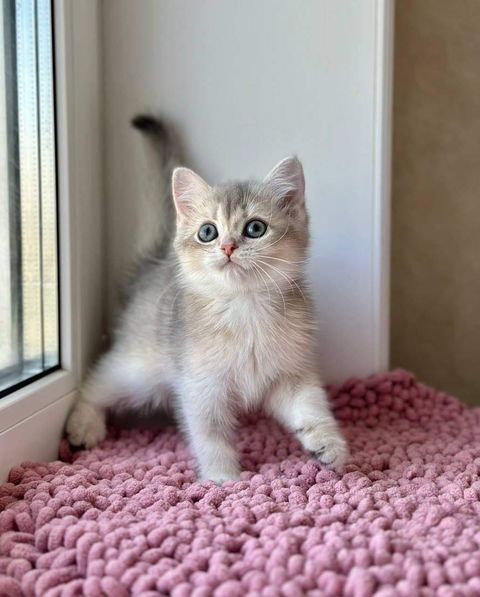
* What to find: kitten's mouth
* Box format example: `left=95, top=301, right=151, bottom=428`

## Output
left=219, top=258, right=242, bottom=272
left=222, top=260, right=236, bottom=269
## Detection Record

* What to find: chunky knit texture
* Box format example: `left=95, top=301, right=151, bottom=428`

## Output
left=1, top=370, right=480, bottom=596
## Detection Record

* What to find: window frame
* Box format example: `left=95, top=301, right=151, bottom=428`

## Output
left=0, top=0, right=104, bottom=480
left=0, top=0, right=63, bottom=399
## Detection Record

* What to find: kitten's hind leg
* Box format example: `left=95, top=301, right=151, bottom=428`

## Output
left=66, top=350, right=138, bottom=448
left=66, top=399, right=106, bottom=449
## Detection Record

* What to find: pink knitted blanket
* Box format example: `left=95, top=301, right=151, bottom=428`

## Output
left=1, top=370, right=480, bottom=596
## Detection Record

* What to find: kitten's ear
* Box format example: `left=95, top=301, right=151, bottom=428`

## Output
left=264, top=156, right=305, bottom=212
left=172, top=167, right=210, bottom=218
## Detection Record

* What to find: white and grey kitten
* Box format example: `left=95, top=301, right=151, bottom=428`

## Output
left=66, top=116, right=348, bottom=483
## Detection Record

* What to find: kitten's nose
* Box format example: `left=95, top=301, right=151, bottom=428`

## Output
left=220, top=242, right=237, bottom=258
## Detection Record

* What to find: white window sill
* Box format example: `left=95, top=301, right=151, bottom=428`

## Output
left=0, top=371, right=77, bottom=481
left=0, top=370, right=75, bottom=434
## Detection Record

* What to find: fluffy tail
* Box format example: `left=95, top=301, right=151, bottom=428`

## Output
left=131, top=114, right=181, bottom=259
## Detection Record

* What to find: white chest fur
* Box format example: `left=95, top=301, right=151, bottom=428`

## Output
left=193, top=293, right=309, bottom=408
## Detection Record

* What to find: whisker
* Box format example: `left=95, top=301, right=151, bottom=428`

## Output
left=250, top=261, right=272, bottom=304
left=257, top=254, right=307, bottom=266
left=256, top=259, right=307, bottom=303
left=253, top=261, right=287, bottom=317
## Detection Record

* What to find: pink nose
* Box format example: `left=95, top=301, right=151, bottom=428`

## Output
left=221, top=242, right=237, bottom=258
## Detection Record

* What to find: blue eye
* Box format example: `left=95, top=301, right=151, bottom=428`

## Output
left=244, top=219, right=267, bottom=238
left=198, top=223, right=218, bottom=243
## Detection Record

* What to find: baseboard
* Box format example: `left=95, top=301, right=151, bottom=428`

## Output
left=0, top=391, right=75, bottom=483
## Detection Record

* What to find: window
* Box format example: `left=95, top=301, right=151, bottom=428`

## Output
left=0, top=0, right=59, bottom=397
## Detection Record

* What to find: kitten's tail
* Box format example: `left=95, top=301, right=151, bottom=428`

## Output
left=131, top=114, right=181, bottom=259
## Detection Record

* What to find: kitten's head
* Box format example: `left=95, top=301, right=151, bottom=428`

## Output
left=172, top=157, right=309, bottom=297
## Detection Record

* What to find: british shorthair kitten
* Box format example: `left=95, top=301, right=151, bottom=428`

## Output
left=66, top=116, right=348, bottom=483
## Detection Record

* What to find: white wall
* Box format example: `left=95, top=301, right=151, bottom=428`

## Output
left=102, top=0, right=392, bottom=383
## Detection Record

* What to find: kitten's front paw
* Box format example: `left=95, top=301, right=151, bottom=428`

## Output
left=66, top=401, right=106, bottom=449
left=298, top=425, right=349, bottom=469
left=200, top=467, right=241, bottom=485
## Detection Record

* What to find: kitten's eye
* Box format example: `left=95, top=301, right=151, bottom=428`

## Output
left=244, top=219, right=267, bottom=239
left=198, top=223, right=218, bottom=243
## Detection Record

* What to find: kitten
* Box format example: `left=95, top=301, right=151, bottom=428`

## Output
left=66, top=116, right=348, bottom=483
